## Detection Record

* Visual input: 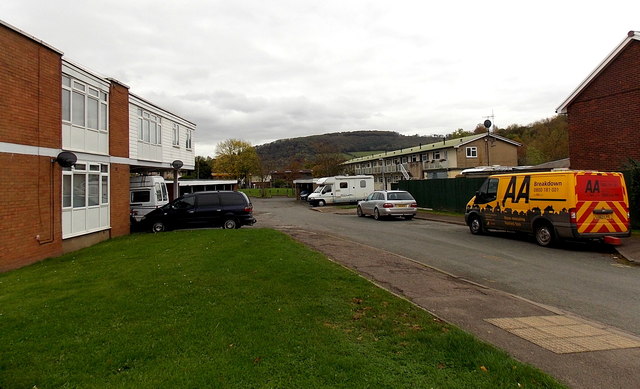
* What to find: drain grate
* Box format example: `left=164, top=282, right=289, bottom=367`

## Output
left=486, top=315, right=640, bottom=354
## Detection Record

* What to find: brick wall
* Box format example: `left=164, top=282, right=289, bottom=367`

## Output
left=0, top=155, right=63, bottom=271
left=0, top=24, right=61, bottom=148
left=109, top=163, right=130, bottom=237
left=109, top=81, right=130, bottom=158
left=0, top=25, right=64, bottom=271
left=567, top=40, right=640, bottom=171
left=108, top=81, right=131, bottom=238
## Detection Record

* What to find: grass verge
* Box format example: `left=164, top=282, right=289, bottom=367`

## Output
left=0, top=229, right=565, bottom=388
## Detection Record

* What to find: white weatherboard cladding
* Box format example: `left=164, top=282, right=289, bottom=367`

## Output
left=129, top=100, right=196, bottom=168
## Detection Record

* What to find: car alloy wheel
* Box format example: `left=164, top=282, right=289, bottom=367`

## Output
left=223, top=218, right=238, bottom=229
left=152, top=221, right=166, bottom=233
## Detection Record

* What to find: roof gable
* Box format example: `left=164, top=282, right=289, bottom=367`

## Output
left=556, top=31, right=640, bottom=114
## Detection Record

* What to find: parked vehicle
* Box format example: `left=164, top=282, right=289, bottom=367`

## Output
left=307, top=175, right=374, bottom=206
left=299, top=190, right=310, bottom=201
left=141, top=191, right=256, bottom=232
left=357, top=190, right=418, bottom=220
left=465, top=171, right=630, bottom=247
left=130, top=176, right=169, bottom=222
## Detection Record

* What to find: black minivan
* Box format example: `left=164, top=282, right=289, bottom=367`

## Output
left=142, top=191, right=256, bottom=232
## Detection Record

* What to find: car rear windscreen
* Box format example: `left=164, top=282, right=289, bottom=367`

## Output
left=389, top=192, right=414, bottom=200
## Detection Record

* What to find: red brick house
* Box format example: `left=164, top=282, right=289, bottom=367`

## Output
left=0, top=20, right=195, bottom=271
left=556, top=31, right=640, bottom=171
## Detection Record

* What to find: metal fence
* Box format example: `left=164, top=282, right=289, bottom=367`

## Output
left=397, top=177, right=486, bottom=213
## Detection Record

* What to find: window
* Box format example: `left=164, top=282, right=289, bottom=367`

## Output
left=360, top=180, right=367, bottom=188
left=433, top=151, right=441, bottom=160
left=466, top=147, right=478, bottom=158
left=63, top=163, right=110, bottom=209
left=62, top=76, right=108, bottom=132
left=197, top=193, right=220, bottom=206
left=185, top=130, right=192, bottom=149
left=62, top=162, right=110, bottom=238
left=340, top=182, right=348, bottom=189
left=137, top=109, right=162, bottom=145
left=172, top=123, right=180, bottom=146
left=131, top=191, right=151, bottom=203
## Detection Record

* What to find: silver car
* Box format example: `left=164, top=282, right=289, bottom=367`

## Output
left=357, top=190, right=417, bottom=220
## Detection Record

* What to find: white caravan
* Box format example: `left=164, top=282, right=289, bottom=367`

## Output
left=130, top=176, right=169, bottom=222
left=307, top=175, right=374, bottom=206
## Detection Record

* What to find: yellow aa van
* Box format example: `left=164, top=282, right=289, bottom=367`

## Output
left=465, top=171, right=630, bottom=247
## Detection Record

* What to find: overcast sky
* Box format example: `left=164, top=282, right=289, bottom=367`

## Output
left=2, top=1, right=639, bottom=156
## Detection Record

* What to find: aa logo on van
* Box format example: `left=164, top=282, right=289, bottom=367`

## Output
left=501, top=175, right=531, bottom=207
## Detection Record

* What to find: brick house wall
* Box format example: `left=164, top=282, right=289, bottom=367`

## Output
left=0, top=24, right=64, bottom=271
left=565, top=40, right=640, bottom=171
left=108, top=81, right=131, bottom=238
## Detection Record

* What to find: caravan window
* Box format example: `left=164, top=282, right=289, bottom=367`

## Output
left=340, top=182, right=348, bottom=189
left=360, top=180, right=367, bottom=188
left=131, top=190, right=151, bottom=203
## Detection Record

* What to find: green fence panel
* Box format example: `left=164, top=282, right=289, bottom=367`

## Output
left=398, top=177, right=486, bottom=213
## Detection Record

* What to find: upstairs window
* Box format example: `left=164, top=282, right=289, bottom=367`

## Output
left=137, top=108, right=162, bottom=145
left=185, top=130, right=192, bottom=149
left=466, top=147, right=478, bottom=158
left=172, top=123, right=180, bottom=146
left=62, top=76, right=108, bottom=132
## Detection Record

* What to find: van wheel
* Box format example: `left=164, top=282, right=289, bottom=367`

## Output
left=469, top=216, right=484, bottom=235
left=152, top=221, right=166, bottom=233
left=223, top=218, right=238, bottom=229
left=318, top=200, right=326, bottom=207
left=357, top=206, right=364, bottom=217
left=374, top=208, right=382, bottom=220
left=535, top=222, right=555, bottom=247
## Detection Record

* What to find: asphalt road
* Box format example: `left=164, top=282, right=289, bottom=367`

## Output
left=253, top=197, right=640, bottom=336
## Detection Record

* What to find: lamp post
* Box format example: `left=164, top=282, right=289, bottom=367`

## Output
left=171, top=160, right=183, bottom=199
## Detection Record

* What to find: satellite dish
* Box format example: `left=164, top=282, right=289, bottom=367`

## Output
left=56, top=151, right=77, bottom=168
left=483, top=120, right=492, bottom=129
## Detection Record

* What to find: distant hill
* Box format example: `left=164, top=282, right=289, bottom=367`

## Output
left=256, top=130, right=440, bottom=170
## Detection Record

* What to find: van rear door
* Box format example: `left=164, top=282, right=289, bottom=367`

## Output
left=575, top=172, right=629, bottom=235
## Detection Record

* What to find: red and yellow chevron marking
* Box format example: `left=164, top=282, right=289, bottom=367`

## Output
left=575, top=200, right=629, bottom=234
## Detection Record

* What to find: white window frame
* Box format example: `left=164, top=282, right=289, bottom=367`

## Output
left=62, top=75, right=108, bottom=133
left=62, top=162, right=110, bottom=238
left=185, top=129, right=192, bottom=149
left=137, top=108, right=162, bottom=145
left=466, top=147, right=478, bottom=158
left=172, top=123, right=180, bottom=146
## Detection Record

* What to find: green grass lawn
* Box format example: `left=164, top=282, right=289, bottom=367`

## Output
left=0, top=229, right=565, bottom=388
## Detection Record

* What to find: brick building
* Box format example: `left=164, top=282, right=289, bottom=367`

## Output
left=0, top=20, right=195, bottom=271
left=556, top=31, right=640, bottom=171
left=342, top=134, right=521, bottom=190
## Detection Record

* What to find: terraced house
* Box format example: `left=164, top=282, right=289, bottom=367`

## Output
left=0, top=20, right=195, bottom=271
left=342, top=133, right=521, bottom=190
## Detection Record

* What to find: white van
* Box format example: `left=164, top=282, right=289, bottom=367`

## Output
left=307, top=175, right=374, bottom=206
left=130, top=176, right=169, bottom=222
